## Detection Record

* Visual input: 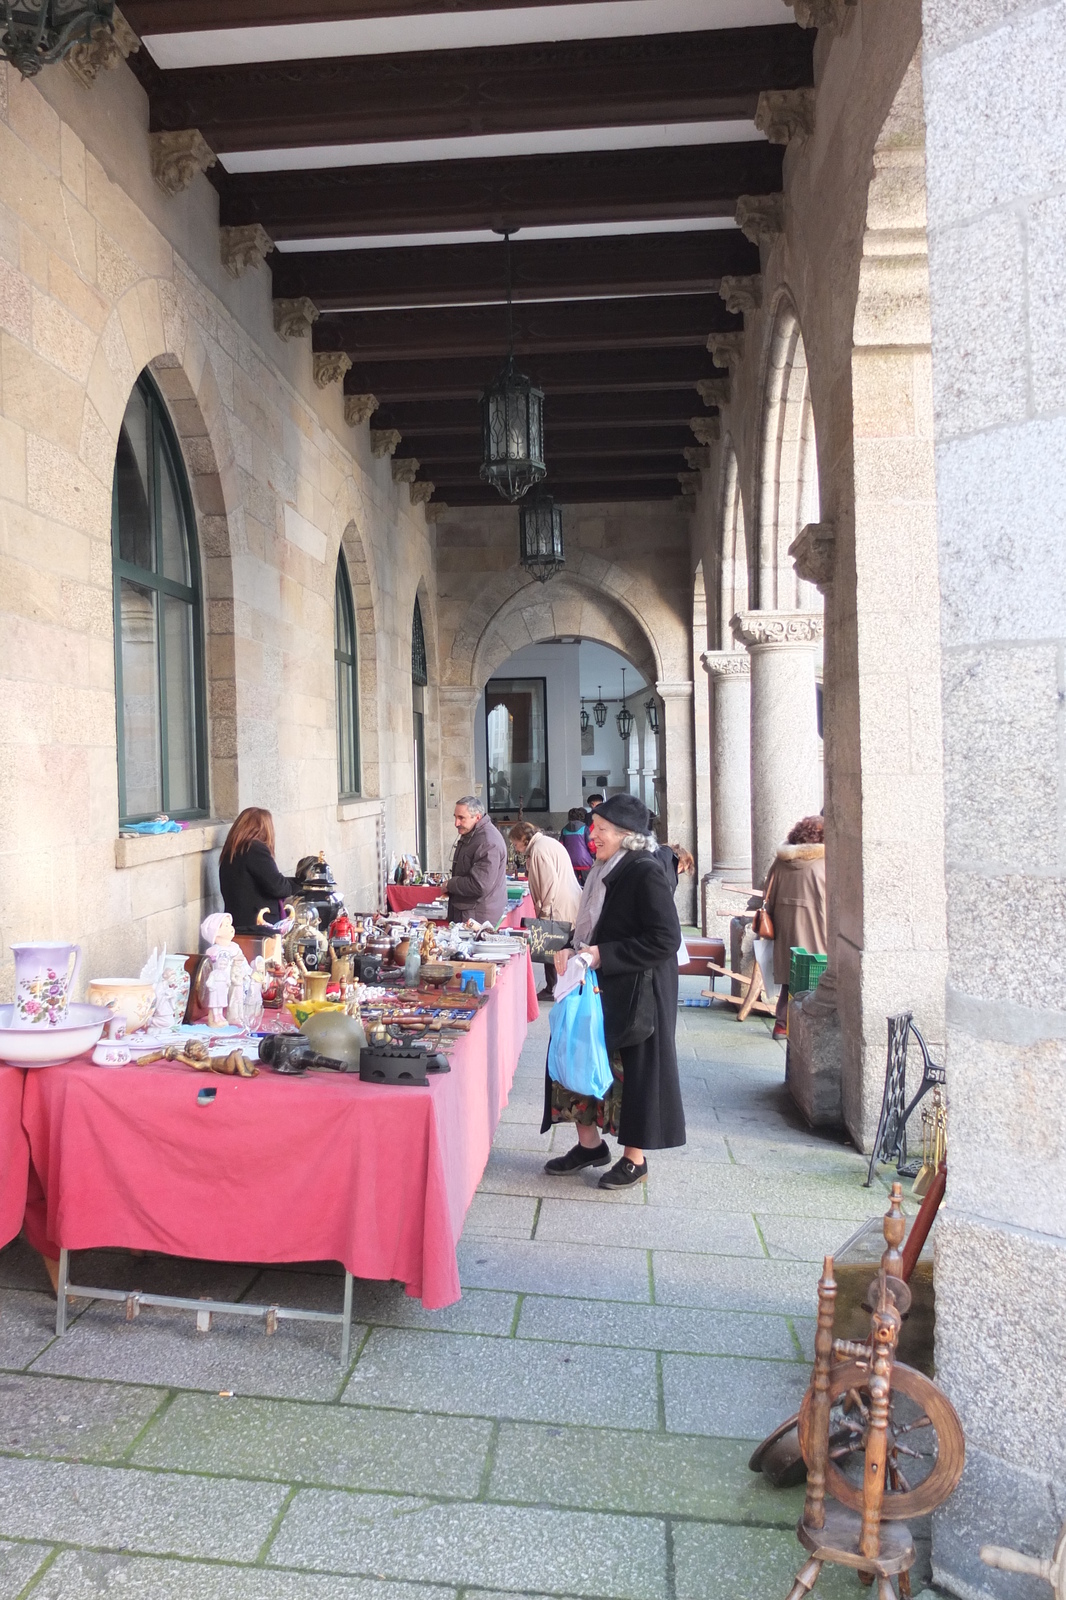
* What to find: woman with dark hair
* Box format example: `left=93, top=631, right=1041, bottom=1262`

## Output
left=762, top=814, right=827, bottom=1040
left=542, top=792, right=685, bottom=1189
left=559, top=806, right=595, bottom=883
left=218, top=808, right=300, bottom=933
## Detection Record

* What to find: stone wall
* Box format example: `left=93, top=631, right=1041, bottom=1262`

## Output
left=0, top=55, right=440, bottom=989
left=922, top=0, right=1066, bottom=1587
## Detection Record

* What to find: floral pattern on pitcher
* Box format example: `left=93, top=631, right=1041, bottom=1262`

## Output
left=17, top=968, right=70, bottom=1027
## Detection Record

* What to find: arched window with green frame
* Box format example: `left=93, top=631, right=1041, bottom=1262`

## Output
left=335, top=553, right=361, bottom=797
left=112, top=372, right=207, bottom=823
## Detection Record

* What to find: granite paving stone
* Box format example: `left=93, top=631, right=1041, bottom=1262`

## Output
left=0, top=1457, right=288, bottom=1560
left=757, top=1212, right=869, bottom=1262
left=0, top=1237, right=55, bottom=1293
left=489, top=1421, right=806, bottom=1524
left=132, top=1391, right=492, bottom=1495
left=462, top=1192, right=539, bottom=1238
left=515, top=1294, right=797, bottom=1358
left=0, top=1373, right=166, bottom=1460
left=268, top=1491, right=667, bottom=1599
left=30, top=1303, right=363, bottom=1402
left=60, top=1250, right=262, bottom=1301
left=673, top=1520, right=858, bottom=1600
left=651, top=1251, right=819, bottom=1315
left=458, top=1237, right=652, bottom=1300
left=343, top=1327, right=659, bottom=1429
left=250, top=1274, right=518, bottom=1337
left=535, top=1198, right=763, bottom=1256
left=476, top=1148, right=646, bottom=1202
left=31, top=1550, right=455, bottom=1600
left=662, top=1353, right=811, bottom=1440
left=0, top=1538, right=52, bottom=1599
left=646, top=1162, right=883, bottom=1221
left=0, top=1289, right=70, bottom=1371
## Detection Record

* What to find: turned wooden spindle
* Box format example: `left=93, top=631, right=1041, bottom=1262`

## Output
left=803, top=1254, right=838, bottom=1532
left=860, top=1278, right=902, bottom=1561
left=881, top=1182, right=906, bottom=1281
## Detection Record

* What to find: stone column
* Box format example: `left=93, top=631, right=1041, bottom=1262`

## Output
left=731, top=611, right=823, bottom=888
left=434, top=687, right=481, bottom=868
left=700, top=652, right=752, bottom=878
left=656, top=680, right=696, bottom=922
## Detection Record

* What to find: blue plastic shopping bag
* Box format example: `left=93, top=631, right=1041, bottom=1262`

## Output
left=547, top=969, right=613, bottom=1099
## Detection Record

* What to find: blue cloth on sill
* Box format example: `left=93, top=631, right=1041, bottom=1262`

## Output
left=121, top=818, right=183, bottom=834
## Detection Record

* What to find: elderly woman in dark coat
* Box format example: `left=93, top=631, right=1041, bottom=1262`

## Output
left=541, top=793, right=685, bottom=1188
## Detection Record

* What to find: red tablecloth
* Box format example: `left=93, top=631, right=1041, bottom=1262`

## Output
left=0, top=1067, right=29, bottom=1249
left=385, top=886, right=534, bottom=925
left=22, top=952, right=539, bottom=1308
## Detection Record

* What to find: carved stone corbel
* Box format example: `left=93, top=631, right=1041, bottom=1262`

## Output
left=719, top=275, right=763, bottom=316
left=755, top=88, right=816, bottom=146
left=410, top=481, right=435, bottom=506
left=313, top=352, right=352, bottom=388
left=370, top=428, right=403, bottom=459
left=392, top=457, right=420, bottom=484
left=697, top=376, right=731, bottom=408
left=689, top=416, right=721, bottom=445
left=781, top=0, right=855, bottom=32
left=684, top=446, right=711, bottom=471
left=344, top=394, right=379, bottom=428
left=66, top=8, right=138, bottom=86
left=424, top=502, right=449, bottom=523
left=273, top=297, right=319, bottom=339
left=735, top=194, right=785, bottom=247
left=701, top=650, right=750, bottom=679
left=149, top=130, right=216, bottom=197
left=220, top=224, right=274, bottom=278
left=788, top=521, right=836, bottom=593
left=678, top=472, right=701, bottom=496
left=706, top=331, right=744, bottom=372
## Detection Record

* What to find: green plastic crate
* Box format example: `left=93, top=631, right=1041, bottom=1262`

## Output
left=789, top=948, right=828, bottom=993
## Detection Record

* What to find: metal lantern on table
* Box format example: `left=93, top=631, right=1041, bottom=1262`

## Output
left=1, top=0, right=113, bottom=74
left=518, top=492, right=564, bottom=583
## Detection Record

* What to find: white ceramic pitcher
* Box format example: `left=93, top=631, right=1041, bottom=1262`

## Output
left=10, top=942, right=82, bottom=1029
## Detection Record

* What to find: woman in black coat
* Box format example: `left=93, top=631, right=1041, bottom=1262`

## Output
left=218, top=807, right=300, bottom=934
left=542, top=792, right=685, bottom=1188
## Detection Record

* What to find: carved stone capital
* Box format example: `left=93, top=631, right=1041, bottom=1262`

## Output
left=755, top=87, right=816, bottom=146
left=789, top=521, right=836, bottom=592
left=149, top=129, right=216, bottom=197
left=677, top=472, right=701, bottom=496
left=701, top=650, right=751, bottom=679
left=731, top=610, right=824, bottom=650
left=313, top=351, right=352, bottom=388
left=781, top=0, right=855, bottom=31
left=697, top=376, right=731, bottom=408
left=718, top=275, right=763, bottom=316
left=220, top=223, right=274, bottom=278
left=735, top=193, right=785, bottom=247
left=706, top=331, right=744, bottom=372
left=424, top=501, right=449, bottom=523
left=344, top=394, right=379, bottom=428
left=656, top=680, right=694, bottom=700
left=410, top=480, right=435, bottom=506
left=370, top=428, right=403, bottom=459
left=273, top=296, right=319, bottom=339
left=392, top=457, right=420, bottom=484
left=684, top=446, right=711, bottom=471
left=66, top=8, right=138, bottom=86
left=689, top=415, right=721, bottom=445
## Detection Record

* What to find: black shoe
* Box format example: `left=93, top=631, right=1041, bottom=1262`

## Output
left=599, top=1156, right=649, bottom=1189
left=544, top=1141, right=611, bottom=1174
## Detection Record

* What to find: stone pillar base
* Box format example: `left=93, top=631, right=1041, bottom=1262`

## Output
left=785, top=987, right=844, bottom=1128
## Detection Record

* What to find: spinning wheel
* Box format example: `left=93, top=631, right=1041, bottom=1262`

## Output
left=798, top=1359, right=965, bottom=1520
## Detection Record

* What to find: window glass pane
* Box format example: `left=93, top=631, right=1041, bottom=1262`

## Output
left=160, top=443, right=191, bottom=586
left=120, top=578, right=161, bottom=817
left=485, top=677, right=548, bottom=811
left=335, top=567, right=353, bottom=658
left=115, top=388, right=153, bottom=572
left=164, top=595, right=197, bottom=813
left=337, top=653, right=355, bottom=794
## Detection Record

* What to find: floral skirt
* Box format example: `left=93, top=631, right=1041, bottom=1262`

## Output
left=548, top=1051, right=624, bottom=1137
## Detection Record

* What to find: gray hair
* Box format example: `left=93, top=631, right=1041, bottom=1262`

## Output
left=455, top=795, right=484, bottom=815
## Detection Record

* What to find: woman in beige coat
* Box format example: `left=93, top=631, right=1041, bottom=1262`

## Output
left=509, top=822, right=582, bottom=999
left=762, top=815, right=827, bottom=1039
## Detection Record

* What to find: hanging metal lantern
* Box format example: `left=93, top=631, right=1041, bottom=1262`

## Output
left=2, top=0, right=113, bottom=75
left=480, top=231, right=546, bottom=503
left=518, top=491, right=563, bottom=582
left=616, top=668, right=634, bottom=741
left=644, top=697, right=660, bottom=734
left=580, top=701, right=590, bottom=733
left=593, top=687, right=607, bottom=728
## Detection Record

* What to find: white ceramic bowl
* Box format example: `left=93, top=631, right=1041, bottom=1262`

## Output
left=0, top=1003, right=110, bottom=1067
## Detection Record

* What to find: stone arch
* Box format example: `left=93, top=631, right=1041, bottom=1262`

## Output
left=717, top=437, right=749, bottom=641
left=338, top=518, right=380, bottom=799
left=470, top=576, right=659, bottom=693
left=755, top=295, right=822, bottom=613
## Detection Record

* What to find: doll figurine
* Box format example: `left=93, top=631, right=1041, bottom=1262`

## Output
left=198, top=912, right=249, bottom=1027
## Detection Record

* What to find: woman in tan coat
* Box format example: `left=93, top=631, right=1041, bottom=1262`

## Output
left=509, top=822, right=582, bottom=998
left=762, top=815, right=827, bottom=1039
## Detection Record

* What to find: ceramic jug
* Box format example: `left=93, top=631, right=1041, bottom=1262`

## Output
left=11, top=942, right=82, bottom=1029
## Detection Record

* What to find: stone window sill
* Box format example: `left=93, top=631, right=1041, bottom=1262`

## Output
left=115, top=821, right=229, bottom=870
left=337, top=797, right=383, bottom=823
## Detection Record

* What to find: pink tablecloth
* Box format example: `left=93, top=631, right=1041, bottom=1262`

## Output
left=22, top=952, right=540, bottom=1308
left=0, top=1067, right=29, bottom=1249
left=385, top=886, right=534, bottom=926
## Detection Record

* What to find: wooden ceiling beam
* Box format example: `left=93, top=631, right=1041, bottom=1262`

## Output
left=123, top=0, right=616, bottom=34
left=373, top=390, right=704, bottom=432
left=393, top=425, right=695, bottom=457
left=269, top=229, right=760, bottom=310
left=422, top=454, right=685, bottom=482
left=218, top=141, right=783, bottom=239
left=142, top=28, right=812, bottom=151
left=434, top=480, right=681, bottom=505
left=344, top=347, right=724, bottom=401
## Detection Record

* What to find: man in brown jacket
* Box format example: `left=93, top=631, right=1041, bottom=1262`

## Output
left=445, top=796, right=508, bottom=924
